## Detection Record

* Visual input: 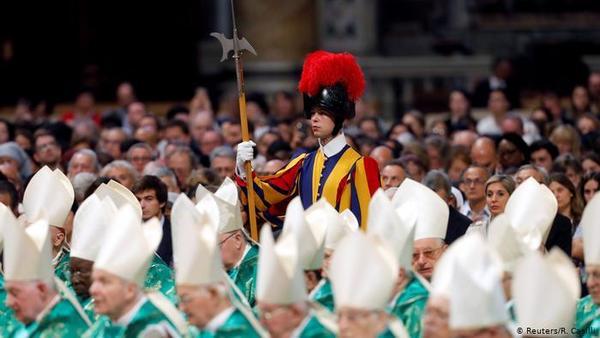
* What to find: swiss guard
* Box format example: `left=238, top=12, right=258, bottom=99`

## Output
left=236, top=51, right=381, bottom=229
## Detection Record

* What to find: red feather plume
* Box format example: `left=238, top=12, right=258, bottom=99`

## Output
left=298, top=50, right=365, bottom=102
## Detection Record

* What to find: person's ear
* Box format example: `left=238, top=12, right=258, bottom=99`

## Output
left=305, top=271, right=319, bottom=286
left=36, top=281, right=49, bottom=298
left=53, top=230, right=65, bottom=247
left=125, top=281, right=139, bottom=300
left=234, top=232, right=244, bottom=249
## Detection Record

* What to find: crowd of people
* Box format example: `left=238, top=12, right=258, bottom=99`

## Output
left=0, top=50, right=599, bottom=338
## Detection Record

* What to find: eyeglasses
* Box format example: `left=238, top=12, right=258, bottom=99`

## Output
left=412, top=245, right=444, bottom=261
left=337, top=309, right=379, bottom=323
left=218, top=232, right=237, bottom=247
left=463, top=178, right=484, bottom=186
left=582, top=270, right=600, bottom=283
left=36, top=141, right=59, bottom=152
left=130, top=156, right=152, bottom=162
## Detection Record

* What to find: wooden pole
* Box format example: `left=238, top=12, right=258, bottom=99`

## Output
left=234, top=59, right=259, bottom=241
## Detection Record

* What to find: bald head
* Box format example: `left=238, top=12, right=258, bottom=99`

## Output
left=451, top=130, right=478, bottom=149
left=370, top=146, right=394, bottom=172
left=470, top=137, right=497, bottom=173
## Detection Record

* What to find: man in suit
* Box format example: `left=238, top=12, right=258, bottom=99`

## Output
left=423, top=170, right=471, bottom=245
left=133, top=175, right=173, bottom=266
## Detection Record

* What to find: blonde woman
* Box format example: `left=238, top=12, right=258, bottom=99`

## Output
left=466, top=174, right=516, bottom=237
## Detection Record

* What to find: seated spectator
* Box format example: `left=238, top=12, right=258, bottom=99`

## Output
left=61, top=89, right=100, bottom=127
left=467, top=174, right=515, bottom=237
left=477, top=89, right=510, bottom=136
left=445, top=89, right=476, bottom=133
left=67, top=149, right=99, bottom=179
left=33, top=129, right=62, bottom=171
left=552, top=154, right=584, bottom=189
left=548, top=173, right=583, bottom=228
left=98, top=127, right=127, bottom=160
left=164, top=119, right=191, bottom=146
left=99, top=160, right=138, bottom=190
left=450, top=129, right=478, bottom=149
left=497, top=133, right=529, bottom=174
left=0, top=118, right=15, bottom=144
left=126, top=142, right=154, bottom=174
left=165, top=146, right=197, bottom=191
left=529, top=139, right=559, bottom=173
left=569, top=85, right=591, bottom=118
left=576, top=113, right=599, bottom=136
left=402, top=110, right=426, bottom=140
left=581, top=152, right=600, bottom=175
left=400, top=154, right=426, bottom=183
left=260, top=159, right=285, bottom=176
left=369, top=145, right=393, bottom=171
left=470, top=136, right=497, bottom=174
left=549, top=124, right=581, bottom=157
left=381, top=159, right=407, bottom=191
left=425, top=135, right=449, bottom=170
left=459, top=165, right=491, bottom=223
left=210, top=146, right=236, bottom=180
left=446, top=145, right=471, bottom=185
left=0, top=142, right=32, bottom=183
left=0, top=179, right=19, bottom=216
left=423, top=170, right=471, bottom=245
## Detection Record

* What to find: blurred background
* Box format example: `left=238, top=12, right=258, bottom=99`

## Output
left=2, top=0, right=600, bottom=118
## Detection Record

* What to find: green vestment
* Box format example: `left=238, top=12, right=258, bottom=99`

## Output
left=25, top=295, right=90, bottom=338
left=0, top=274, right=25, bottom=338
left=309, top=279, right=334, bottom=313
left=576, top=295, right=600, bottom=338
left=226, top=244, right=258, bottom=307
left=145, top=254, right=177, bottom=304
left=53, top=247, right=71, bottom=283
left=387, top=275, right=428, bottom=338
left=196, top=307, right=265, bottom=338
left=83, top=298, right=183, bottom=338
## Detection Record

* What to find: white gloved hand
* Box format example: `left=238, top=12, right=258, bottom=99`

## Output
left=236, top=140, right=256, bottom=177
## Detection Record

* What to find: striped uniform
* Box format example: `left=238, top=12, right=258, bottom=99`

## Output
left=236, top=134, right=380, bottom=229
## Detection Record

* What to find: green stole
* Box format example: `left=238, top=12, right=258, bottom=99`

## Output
left=25, top=295, right=90, bottom=338
left=79, top=297, right=99, bottom=323
left=227, top=244, right=258, bottom=307
left=53, top=246, right=71, bottom=283
left=197, top=308, right=265, bottom=338
left=0, top=274, right=25, bottom=337
left=387, top=275, right=428, bottom=338
left=309, top=279, right=335, bottom=313
left=296, top=313, right=336, bottom=338
left=84, top=298, right=182, bottom=338
left=576, top=295, right=600, bottom=338
left=144, top=254, right=177, bottom=304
